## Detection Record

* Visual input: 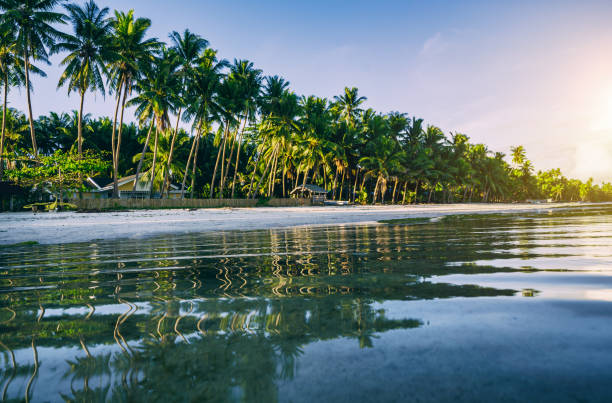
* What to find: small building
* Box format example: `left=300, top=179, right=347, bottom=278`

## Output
left=290, top=184, right=328, bottom=204
left=76, top=175, right=183, bottom=199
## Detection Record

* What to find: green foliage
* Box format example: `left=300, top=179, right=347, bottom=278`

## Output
left=0, top=1, right=610, bottom=206
left=5, top=150, right=110, bottom=200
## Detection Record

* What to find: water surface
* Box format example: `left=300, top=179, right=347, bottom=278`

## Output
left=2, top=205, right=612, bottom=402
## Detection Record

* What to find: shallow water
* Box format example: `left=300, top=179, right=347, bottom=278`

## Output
left=1, top=205, right=612, bottom=402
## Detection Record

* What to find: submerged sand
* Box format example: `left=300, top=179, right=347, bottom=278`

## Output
left=0, top=203, right=590, bottom=245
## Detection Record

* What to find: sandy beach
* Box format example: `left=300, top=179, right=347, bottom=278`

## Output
left=0, top=202, right=590, bottom=245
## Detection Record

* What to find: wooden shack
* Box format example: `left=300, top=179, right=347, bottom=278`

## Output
left=290, top=184, right=328, bottom=204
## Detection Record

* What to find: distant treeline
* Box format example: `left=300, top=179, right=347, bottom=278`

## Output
left=1, top=0, right=611, bottom=204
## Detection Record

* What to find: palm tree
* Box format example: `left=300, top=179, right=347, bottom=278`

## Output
left=161, top=29, right=208, bottom=197
left=54, top=0, right=114, bottom=159
left=128, top=50, right=179, bottom=198
left=132, top=127, right=188, bottom=195
left=228, top=59, right=262, bottom=198
left=0, top=29, right=27, bottom=178
left=333, top=87, right=366, bottom=127
left=0, top=0, right=66, bottom=156
left=109, top=9, right=160, bottom=197
left=181, top=48, right=227, bottom=198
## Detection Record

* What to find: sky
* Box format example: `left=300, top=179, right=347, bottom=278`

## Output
left=9, top=0, right=612, bottom=182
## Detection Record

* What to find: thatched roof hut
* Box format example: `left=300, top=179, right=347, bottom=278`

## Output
left=290, top=184, right=328, bottom=203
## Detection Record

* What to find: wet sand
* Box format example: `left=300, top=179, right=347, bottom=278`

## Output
left=0, top=202, right=594, bottom=245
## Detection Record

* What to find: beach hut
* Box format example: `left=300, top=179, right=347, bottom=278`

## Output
left=290, top=184, right=328, bottom=204
left=80, top=175, right=183, bottom=199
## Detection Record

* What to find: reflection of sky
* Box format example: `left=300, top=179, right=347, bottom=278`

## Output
left=10, top=0, right=612, bottom=181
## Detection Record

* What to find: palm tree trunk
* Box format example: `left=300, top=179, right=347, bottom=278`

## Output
left=402, top=181, right=408, bottom=204
left=111, top=77, right=124, bottom=177
left=269, top=151, right=279, bottom=197
left=190, top=131, right=201, bottom=199
left=252, top=146, right=276, bottom=199
left=294, top=169, right=300, bottom=189
left=247, top=153, right=260, bottom=198
left=0, top=73, right=7, bottom=180
left=339, top=169, right=345, bottom=201
left=210, top=123, right=228, bottom=198
left=222, top=130, right=237, bottom=195
left=231, top=117, right=248, bottom=198
left=352, top=168, right=360, bottom=203
left=372, top=175, right=381, bottom=205
left=23, top=49, right=37, bottom=156
left=391, top=179, right=398, bottom=203
left=149, top=127, right=160, bottom=199
left=113, top=82, right=129, bottom=198
left=162, top=108, right=182, bottom=198
left=428, top=181, right=437, bottom=203
left=414, top=180, right=419, bottom=204
left=332, top=167, right=339, bottom=200
left=302, top=168, right=309, bottom=187
left=181, top=129, right=198, bottom=198
left=77, top=89, right=85, bottom=158
left=133, top=122, right=154, bottom=191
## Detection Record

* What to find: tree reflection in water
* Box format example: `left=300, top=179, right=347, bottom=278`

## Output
left=4, top=207, right=594, bottom=401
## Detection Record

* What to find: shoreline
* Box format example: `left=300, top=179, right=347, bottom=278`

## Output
left=0, top=202, right=601, bottom=246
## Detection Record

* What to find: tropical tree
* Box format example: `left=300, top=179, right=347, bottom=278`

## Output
left=109, top=9, right=160, bottom=197
left=128, top=49, right=179, bottom=197
left=0, top=29, right=27, bottom=178
left=161, top=29, right=208, bottom=197
left=0, top=0, right=66, bottom=156
left=54, top=0, right=115, bottom=159
left=181, top=48, right=227, bottom=198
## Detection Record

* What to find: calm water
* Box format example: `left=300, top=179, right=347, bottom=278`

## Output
left=2, top=205, right=612, bottom=402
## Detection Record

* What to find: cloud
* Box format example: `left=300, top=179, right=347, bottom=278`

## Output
left=420, top=32, right=447, bottom=56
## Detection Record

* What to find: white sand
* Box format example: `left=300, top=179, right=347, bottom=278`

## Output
left=0, top=203, right=587, bottom=245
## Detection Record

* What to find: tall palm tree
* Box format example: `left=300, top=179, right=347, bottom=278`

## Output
left=54, top=0, right=114, bottom=159
left=228, top=59, right=262, bottom=198
left=128, top=50, right=179, bottom=198
left=0, top=0, right=66, bottom=156
left=161, top=29, right=208, bottom=197
left=0, top=29, right=27, bottom=178
left=181, top=48, right=227, bottom=198
left=333, top=87, right=366, bottom=127
left=109, top=9, right=160, bottom=197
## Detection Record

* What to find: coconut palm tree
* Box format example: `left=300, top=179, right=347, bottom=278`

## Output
left=228, top=59, right=262, bottom=198
left=333, top=87, right=366, bottom=127
left=128, top=50, right=179, bottom=197
left=53, top=0, right=114, bottom=159
left=109, top=9, right=160, bottom=197
left=132, top=128, right=188, bottom=195
left=0, top=29, right=27, bottom=178
left=181, top=48, right=227, bottom=198
left=0, top=0, right=66, bottom=156
left=161, top=29, right=208, bottom=197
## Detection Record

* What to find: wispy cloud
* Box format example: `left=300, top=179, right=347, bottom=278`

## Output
left=420, top=32, right=447, bottom=56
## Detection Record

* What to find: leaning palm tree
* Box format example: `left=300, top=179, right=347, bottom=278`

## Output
left=0, top=0, right=66, bottom=156
left=109, top=9, right=160, bottom=197
left=53, top=0, right=114, bottom=159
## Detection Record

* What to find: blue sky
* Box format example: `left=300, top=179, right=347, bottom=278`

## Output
left=10, top=0, right=612, bottom=181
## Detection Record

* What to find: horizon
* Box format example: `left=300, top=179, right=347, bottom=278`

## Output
left=6, top=0, right=612, bottom=182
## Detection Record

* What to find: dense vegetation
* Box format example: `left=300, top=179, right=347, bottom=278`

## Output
left=1, top=0, right=611, bottom=204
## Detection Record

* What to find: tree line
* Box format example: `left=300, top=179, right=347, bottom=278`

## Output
left=1, top=0, right=611, bottom=204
